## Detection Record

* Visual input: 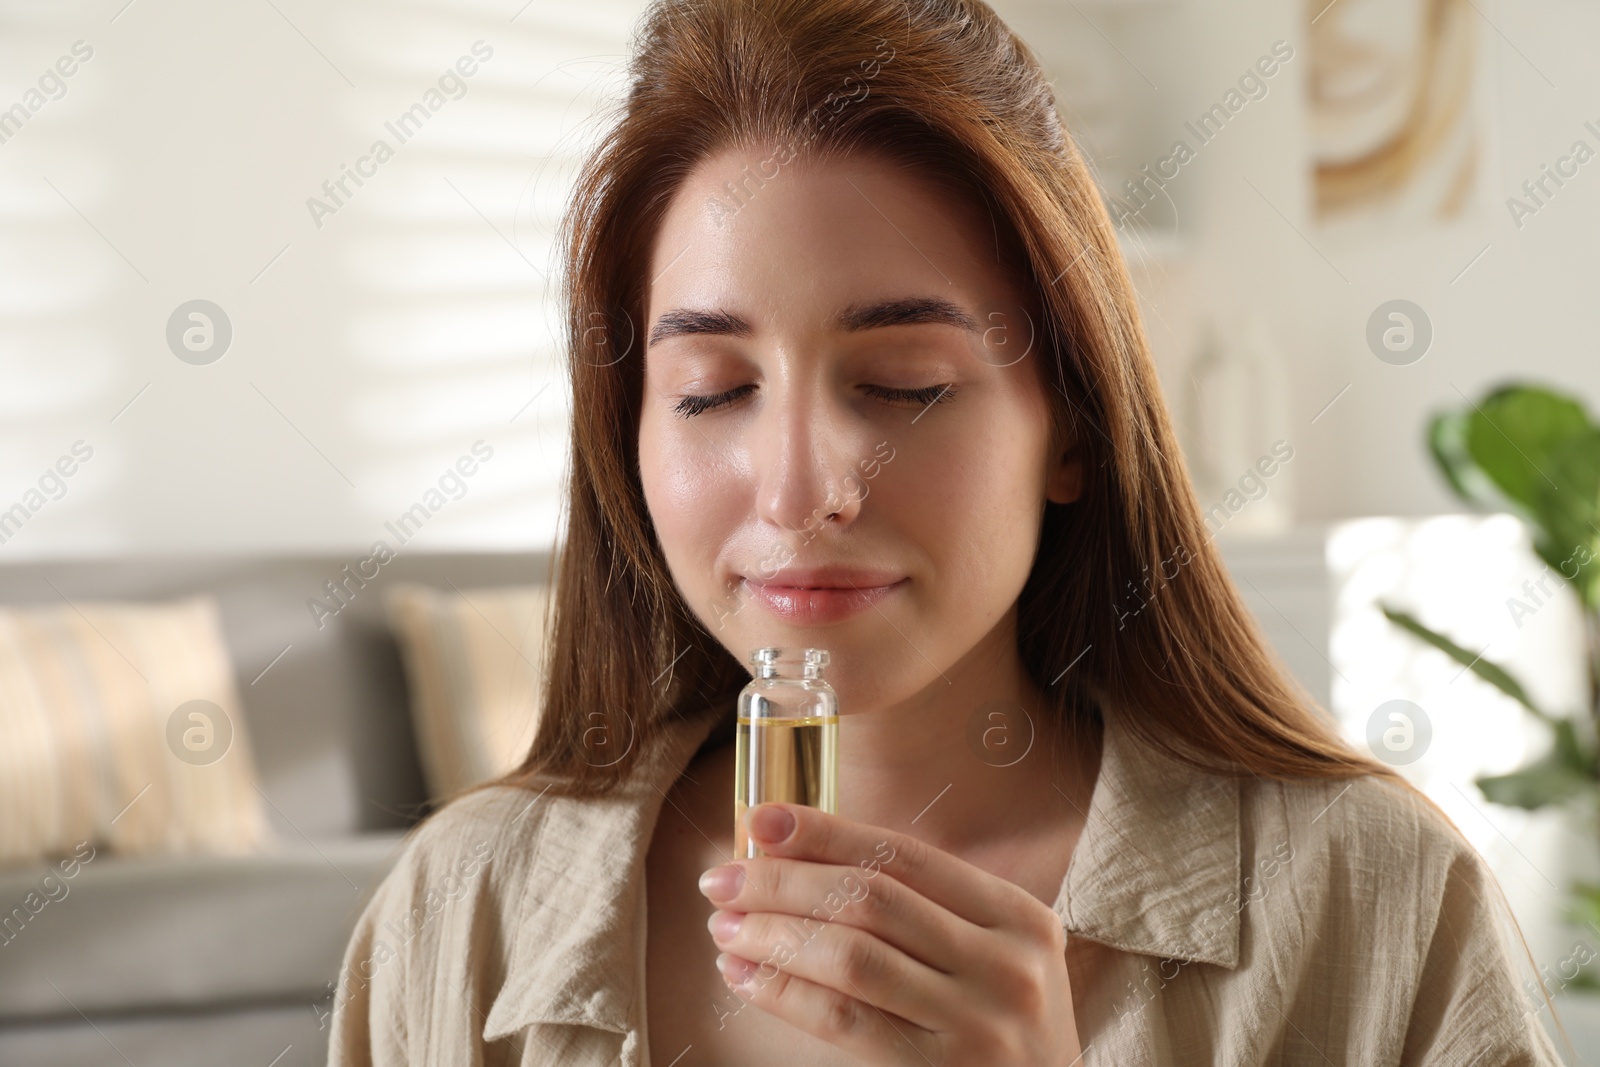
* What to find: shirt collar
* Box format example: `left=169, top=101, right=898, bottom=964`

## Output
left=1056, top=700, right=1242, bottom=970
left=484, top=696, right=1240, bottom=1041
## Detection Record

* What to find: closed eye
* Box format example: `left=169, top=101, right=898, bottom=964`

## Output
left=862, top=383, right=957, bottom=407
left=672, top=384, right=755, bottom=418
left=671, top=382, right=958, bottom=419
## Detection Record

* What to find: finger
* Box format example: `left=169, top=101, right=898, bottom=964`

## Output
left=717, top=948, right=933, bottom=1061
left=702, top=853, right=970, bottom=974
left=744, top=802, right=1040, bottom=931
left=710, top=905, right=955, bottom=1032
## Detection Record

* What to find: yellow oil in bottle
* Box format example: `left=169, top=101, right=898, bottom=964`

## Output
left=734, top=714, right=838, bottom=859
left=734, top=648, right=838, bottom=858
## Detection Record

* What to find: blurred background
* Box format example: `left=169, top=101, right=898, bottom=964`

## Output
left=1, top=0, right=1598, bottom=1063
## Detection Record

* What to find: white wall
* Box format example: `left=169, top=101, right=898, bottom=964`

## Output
left=2, top=0, right=1596, bottom=560
left=0, top=0, right=644, bottom=559
left=996, top=0, right=1600, bottom=524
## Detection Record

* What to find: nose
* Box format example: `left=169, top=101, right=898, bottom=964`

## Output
left=752, top=380, right=866, bottom=540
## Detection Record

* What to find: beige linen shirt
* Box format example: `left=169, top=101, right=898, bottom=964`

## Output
left=326, top=701, right=1567, bottom=1065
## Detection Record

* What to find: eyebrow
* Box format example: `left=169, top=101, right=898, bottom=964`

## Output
left=647, top=296, right=982, bottom=348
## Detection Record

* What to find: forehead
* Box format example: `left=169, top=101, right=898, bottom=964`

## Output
left=645, top=145, right=1022, bottom=330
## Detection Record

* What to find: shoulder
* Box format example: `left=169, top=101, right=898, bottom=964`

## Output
left=1237, top=772, right=1561, bottom=1063
left=1226, top=771, right=1479, bottom=994
left=348, top=785, right=538, bottom=929
left=386, top=775, right=654, bottom=884
left=372, top=718, right=719, bottom=932
left=1238, top=770, right=1486, bottom=948
left=393, top=784, right=546, bottom=882
left=324, top=784, right=561, bottom=1063
left=1218, top=770, right=1473, bottom=970
left=1241, top=770, right=1468, bottom=891
left=354, top=782, right=544, bottom=926
left=362, top=779, right=638, bottom=936
left=325, top=713, right=725, bottom=1063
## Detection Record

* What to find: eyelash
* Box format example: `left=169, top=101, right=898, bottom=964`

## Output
left=671, top=383, right=957, bottom=419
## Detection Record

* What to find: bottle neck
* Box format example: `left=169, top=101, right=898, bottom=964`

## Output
left=752, top=647, right=829, bottom=681
left=755, top=663, right=825, bottom=681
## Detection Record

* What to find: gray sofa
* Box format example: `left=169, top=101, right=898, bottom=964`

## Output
left=0, top=552, right=547, bottom=1067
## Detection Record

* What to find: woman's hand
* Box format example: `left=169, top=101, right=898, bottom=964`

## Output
left=698, top=801, right=1083, bottom=1065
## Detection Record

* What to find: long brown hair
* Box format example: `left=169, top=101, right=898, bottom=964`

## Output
left=519, top=0, right=1392, bottom=792
left=495, top=0, right=1564, bottom=1045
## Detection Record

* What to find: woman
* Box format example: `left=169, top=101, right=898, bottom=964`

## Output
left=328, top=0, right=1570, bottom=1063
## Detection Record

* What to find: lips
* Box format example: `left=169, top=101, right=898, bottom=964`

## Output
left=741, top=568, right=907, bottom=625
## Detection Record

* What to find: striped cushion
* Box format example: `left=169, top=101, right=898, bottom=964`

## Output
left=0, top=596, right=269, bottom=866
left=385, top=583, right=549, bottom=801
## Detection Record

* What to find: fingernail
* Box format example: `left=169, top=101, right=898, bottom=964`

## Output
left=699, top=864, right=740, bottom=902
left=717, top=952, right=756, bottom=987
left=707, top=909, right=742, bottom=940
left=750, top=804, right=795, bottom=843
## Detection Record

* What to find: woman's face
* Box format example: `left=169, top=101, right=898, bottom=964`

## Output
left=638, top=145, right=1081, bottom=710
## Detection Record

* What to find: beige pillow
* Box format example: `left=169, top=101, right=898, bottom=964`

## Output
left=385, top=583, right=550, bottom=800
left=0, top=595, right=269, bottom=866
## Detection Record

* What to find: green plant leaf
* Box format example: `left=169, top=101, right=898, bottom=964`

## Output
left=1569, top=882, right=1600, bottom=932
left=1463, top=384, right=1593, bottom=521
left=1379, top=603, right=1555, bottom=724
left=1422, top=385, right=1600, bottom=609
left=1529, top=430, right=1600, bottom=611
left=1569, top=968, right=1600, bottom=992
left=1472, top=715, right=1594, bottom=812
left=1427, top=409, right=1498, bottom=506
left=1550, top=716, right=1593, bottom=773
left=1476, top=760, right=1589, bottom=810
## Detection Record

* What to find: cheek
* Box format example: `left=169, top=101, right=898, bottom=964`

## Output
left=891, top=407, right=1047, bottom=608
left=638, top=412, right=740, bottom=588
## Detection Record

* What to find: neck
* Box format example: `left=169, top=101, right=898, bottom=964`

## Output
left=834, top=618, right=1101, bottom=858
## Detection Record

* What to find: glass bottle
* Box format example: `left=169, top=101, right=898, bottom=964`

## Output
left=734, top=647, right=839, bottom=859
